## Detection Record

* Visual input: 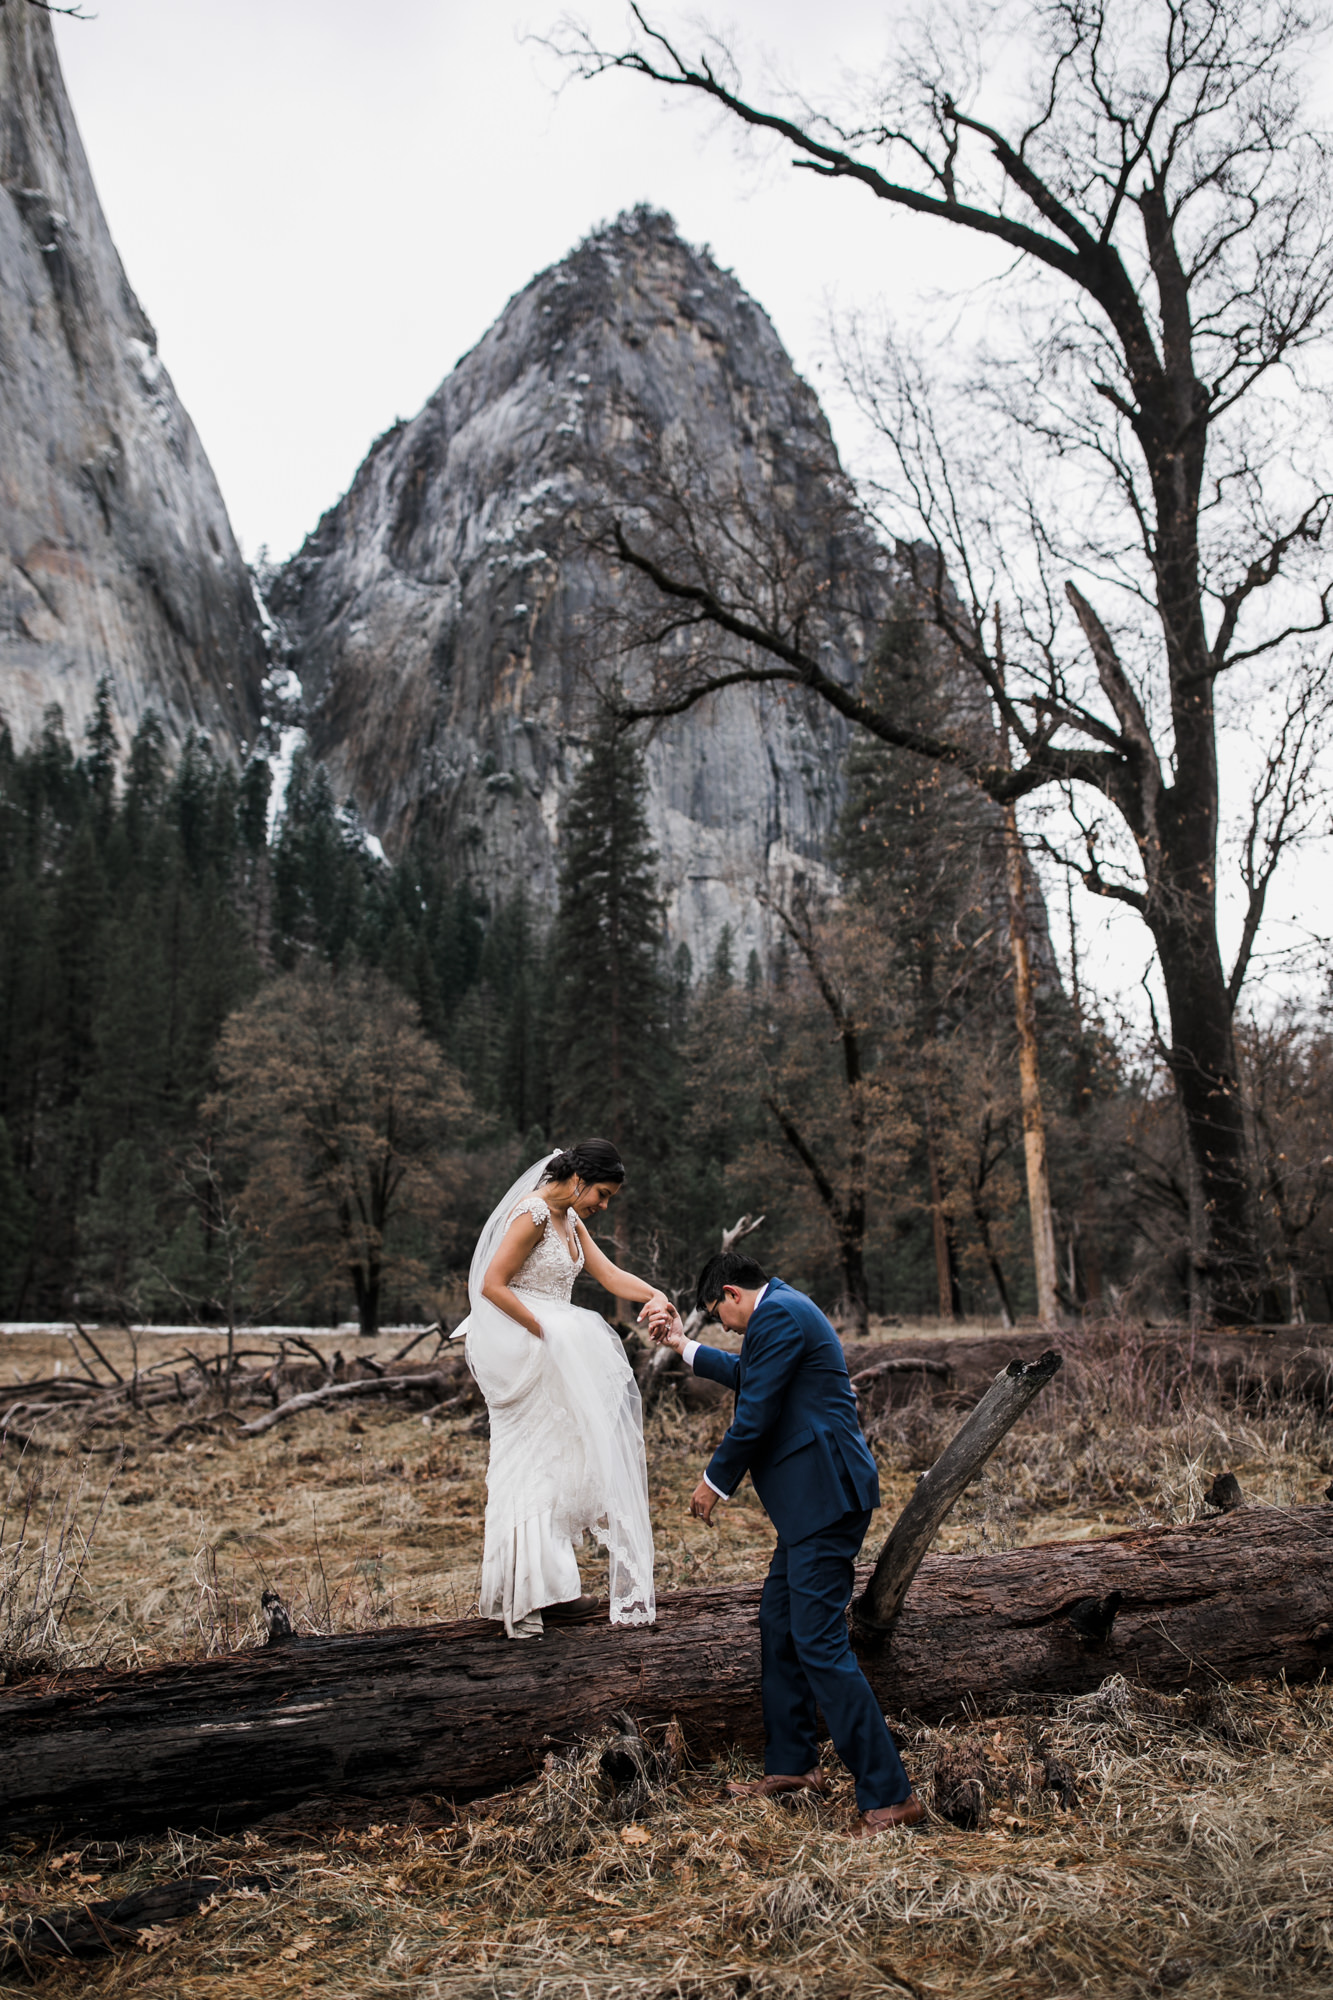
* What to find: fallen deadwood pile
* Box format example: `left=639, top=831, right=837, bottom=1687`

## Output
left=7, top=1320, right=1325, bottom=1454
left=0, top=1507, right=1328, bottom=1840
left=0, top=1325, right=479, bottom=1454
left=237, top=1367, right=461, bottom=1436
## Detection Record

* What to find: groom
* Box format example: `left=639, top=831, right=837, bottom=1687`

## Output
left=650, top=1251, right=923, bottom=1836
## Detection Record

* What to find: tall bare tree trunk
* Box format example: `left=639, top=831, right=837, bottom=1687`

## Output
left=1064, top=881, right=1104, bottom=1308
left=1002, top=805, right=1061, bottom=1327
left=924, top=1104, right=961, bottom=1321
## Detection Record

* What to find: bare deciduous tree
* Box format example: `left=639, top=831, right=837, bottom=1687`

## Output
left=156, top=1132, right=298, bottom=1408
left=1241, top=1003, right=1333, bottom=1319
left=208, top=965, right=470, bottom=1338
left=553, top=0, right=1333, bottom=1320
left=686, top=889, right=911, bottom=1335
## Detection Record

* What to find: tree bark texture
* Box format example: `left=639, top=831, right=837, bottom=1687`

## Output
left=924, top=1103, right=961, bottom=1322
left=1153, top=895, right=1261, bottom=1319
left=858, top=1351, right=1063, bottom=1630
left=1, top=1509, right=1328, bottom=1841
left=1003, top=801, right=1061, bottom=1326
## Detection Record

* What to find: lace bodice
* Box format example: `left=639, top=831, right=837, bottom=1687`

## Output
left=509, top=1196, right=584, bottom=1303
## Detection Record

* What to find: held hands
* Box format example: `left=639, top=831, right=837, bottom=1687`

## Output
left=637, top=1290, right=674, bottom=1336
left=635, top=1294, right=709, bottom=1522
left=641, top=1296, right=687, bottom=1352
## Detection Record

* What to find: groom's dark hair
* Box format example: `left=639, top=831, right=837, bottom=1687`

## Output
left=696, top=1250, right=769, bottom=1311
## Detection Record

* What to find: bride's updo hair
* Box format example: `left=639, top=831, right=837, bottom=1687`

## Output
left=542, top=1138, right=626, bottom=1187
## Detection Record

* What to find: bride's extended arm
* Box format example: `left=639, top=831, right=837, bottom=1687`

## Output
left=481, top=1215, right=548, bottom=1339
left=574, top=1222, right=669, bottom=1319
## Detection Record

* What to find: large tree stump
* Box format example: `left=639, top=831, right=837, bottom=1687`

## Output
left=1, top=1508, right=1328, bottom=1839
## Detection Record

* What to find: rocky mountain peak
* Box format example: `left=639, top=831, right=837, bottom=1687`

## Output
left=272, top=206, right=895, bottom=966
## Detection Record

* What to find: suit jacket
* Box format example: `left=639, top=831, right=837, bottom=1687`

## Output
left=692, top=1276, right=879, bottom=1544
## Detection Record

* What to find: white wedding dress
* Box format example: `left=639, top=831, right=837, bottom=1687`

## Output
left=459, top=1165, right=656, bottom=1638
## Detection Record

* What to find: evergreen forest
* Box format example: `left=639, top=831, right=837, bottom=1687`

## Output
left=1, top=675, right=1330, bottom=1335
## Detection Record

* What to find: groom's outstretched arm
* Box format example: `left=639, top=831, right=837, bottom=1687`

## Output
left=704, top=1305, right=806, bottom=1499
left=689, top=1344, right=740, bottom=1391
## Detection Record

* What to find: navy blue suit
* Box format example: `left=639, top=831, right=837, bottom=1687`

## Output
left=691, top=1278, right=910, bottom=1809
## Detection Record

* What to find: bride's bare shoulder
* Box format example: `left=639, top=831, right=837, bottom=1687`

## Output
left=508, top=1195, right=550, bottom=1229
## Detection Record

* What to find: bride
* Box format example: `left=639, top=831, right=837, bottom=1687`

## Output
left=458, top=1139, right=667, bottom=1639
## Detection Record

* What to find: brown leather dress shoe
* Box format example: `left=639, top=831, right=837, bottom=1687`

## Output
left=726, top=1769, right=828, bottom=1800
left=850, top=1793, right=926, bottom=1836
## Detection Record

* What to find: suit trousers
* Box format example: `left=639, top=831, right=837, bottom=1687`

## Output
left=758, top=1506, right=910, bottom=1811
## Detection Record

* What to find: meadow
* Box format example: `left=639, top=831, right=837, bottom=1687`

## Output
left=1, top=1318, right=1331, bottom=1999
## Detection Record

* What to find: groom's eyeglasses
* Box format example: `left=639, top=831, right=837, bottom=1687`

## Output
left=701, top=1299, right=722, bottom=1326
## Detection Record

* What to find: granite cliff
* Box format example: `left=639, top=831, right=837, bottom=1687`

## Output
left=272, top=209, right=899, bottom=965
left=0, top=9, right=919, bottom=969
left=0, top=5, right=265, bottom=761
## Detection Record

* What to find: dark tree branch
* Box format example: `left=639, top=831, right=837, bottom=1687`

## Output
left=762, top=1092, right=841, bottom=1225
left=606, top=520, right=1124, bottom=804
left=1209, top=496, right=1333, bottom=676
left=1227, top=670, right=1333, bottom=1008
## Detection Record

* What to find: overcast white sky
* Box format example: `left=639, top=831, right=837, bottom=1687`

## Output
left=54, top=0, right=983, bottom=565
left=52, top=2, right=1331, bottom=1017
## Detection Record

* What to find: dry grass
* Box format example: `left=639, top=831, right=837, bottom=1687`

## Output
left=2, top=1677, right=1331, bottom=1998
left=1, top=1318, right=1332, bottom=1995
left=0, top=1453, right=119, bottom=1680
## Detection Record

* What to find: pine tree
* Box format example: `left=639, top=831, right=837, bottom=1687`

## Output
left=124, top=711, right=167, bottom=855
left=76, top=1138, right=162, bottom=1317
left=0, top=1117, right=34, bottom=1312
left=434, top=880, right=485, bottom=1016
left=84, top=675, right=118, bottom=838
left=237, top=756, right=272, bottom=855
left=708, top=924, right=736, bottom=991
left=270, top=751, right=372, bottom=964
left=550, top=717, right=671, bottom=1168
left=480, top=889, right=550, bottom=1135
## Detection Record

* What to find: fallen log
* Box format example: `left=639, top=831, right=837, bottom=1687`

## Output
left=850, top=1356, right=953, bottom=1387
left=1, top=1507, right=1328, bottom=1840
